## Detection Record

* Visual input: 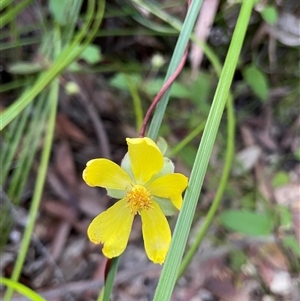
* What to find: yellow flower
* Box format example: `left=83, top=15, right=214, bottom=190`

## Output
left=83, top=137, right=188, bottom=264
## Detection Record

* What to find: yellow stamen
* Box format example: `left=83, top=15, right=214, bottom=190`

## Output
left=126, top=185, right=153, bottom=215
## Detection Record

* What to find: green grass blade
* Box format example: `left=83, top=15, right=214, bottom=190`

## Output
left=131, top=0, right=205, bottom=140
left=3, top=80, right=59, bottom=301
left=169, top=120, right=206, bottom=157
left=0, top=106, right=30, bottom=184
left=101, top=257, right=120, bottom=301
left=0, top=277, right=47, bottom=301
left=124, top=74, right=144, bottom=131
left=0, top=0, right=33, bottom=28
left=0, top=0, right=105, bottom=130
left=7, top=95, right=49, bottom=202
left=178, top=93, right=235, bottom=278
left=153, top=1, right=255, bottom=300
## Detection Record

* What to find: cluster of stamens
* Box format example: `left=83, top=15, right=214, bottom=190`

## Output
left=126, top=185, right=153, bottom=215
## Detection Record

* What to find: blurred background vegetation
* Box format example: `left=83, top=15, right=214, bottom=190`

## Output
left=0, top=0, right=299, bottom=300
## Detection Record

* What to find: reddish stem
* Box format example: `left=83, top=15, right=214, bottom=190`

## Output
left=139, top=46, right=189, bottom=137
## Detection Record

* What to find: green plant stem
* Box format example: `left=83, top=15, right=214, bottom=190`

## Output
left=169, top=120, right=206, bottom=157
left=101, top=257, right=120, bottom=301
left=153, top=1, right=255, bottom=300
left=144, top=0, right=204, bottom=140
left=178, top=94, right=235, bottom=278
left=124, top=74, right=144, bottom=131
left=3, top=81, right=59, bottom=301
left=0, top=0, right=33, bottom=28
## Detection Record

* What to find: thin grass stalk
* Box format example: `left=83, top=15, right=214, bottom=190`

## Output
left=3, top=80, right=59, bottom=301
left=141, top=0, right=204, bottom=140
left=0, top=0, right=33, bottom=28
left=7, top=95, right=49, bottom=202
left=0, top=0, right=100, bottom=130
left=0, top=106, right=30, bottom=184
left=168, top=120, right=206, bottom=157
left=101, top=257, right=120, bottom=301
left=178, top=93, right=235, bottom=278
left=0, top=277, right=46, bottom=301
left=124, top=74, right=144, bottom=131
left=153, top=1, right=255, bottom=300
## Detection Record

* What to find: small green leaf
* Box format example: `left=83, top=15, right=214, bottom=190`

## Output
left=49, top=0, right=69, bottom=25
left=272, top=171, right=290, bottom=187
left=109, top=73, right=141, bottom=90
left=79, top=44, right=102, bottom=65
left=8, top=62, right=44, bottom=74
left=243, top=65, right=269, bottom=101
left=219, top=209, right=273, bottom=236
left=261, top=6, right=278, bottom=25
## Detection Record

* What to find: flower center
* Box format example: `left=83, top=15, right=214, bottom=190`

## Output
left=126, top=185, right=153, bottom=215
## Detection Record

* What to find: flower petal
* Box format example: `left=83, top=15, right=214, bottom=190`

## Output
left=87, top=198, right=134, bottom=258
left=147, top=173, right=188, bottom=209
left=126, top=137, right=164, bottom=184
left=140, top=202, right=171, bottom=264
left=83, top=158, right=132, bottom=190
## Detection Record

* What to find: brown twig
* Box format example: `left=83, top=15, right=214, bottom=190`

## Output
left=139, top=47, right=189, bottom=137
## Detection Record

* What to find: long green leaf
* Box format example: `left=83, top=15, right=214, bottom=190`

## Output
left=0, top=277, right=47, bottom=301
left=133, top=0, right=205, bottom=140
left=153, top=1, right=255, bottom=300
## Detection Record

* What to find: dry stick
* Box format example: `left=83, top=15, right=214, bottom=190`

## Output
left=139, top=47, right=189, bottom=138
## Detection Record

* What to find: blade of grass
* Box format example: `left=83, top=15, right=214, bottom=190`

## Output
left=0, top=0, right=33, bottom=28
left=3, top=80, right=59, bottom=301
left=0, top=105, right=30, bottom=184
left=178, top=93, right=235, bottom=278
left=130, top=0, right=205, bottom=140
left=101, top=257, right=120, bottom=301
left=7, top=94, right=49, bottom=202
left=168, top=120, right=206, bottom=157
left=0, top=277, right=47, bottom=301
left=0, top=0, right=105, bottom=130
left=153, top=1, right=255, bottom=300
left=124, top=74, right=144, bottom=131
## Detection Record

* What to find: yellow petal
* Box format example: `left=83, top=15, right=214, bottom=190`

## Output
left=83, top=158, right=132, bottom=190
left=126, top=137, right=164, bottom=184
left=87, top=198, right=134, bottom=258
left=140, top=202, right=171, bottom=264
left=147, top=173, right=188, bottom=209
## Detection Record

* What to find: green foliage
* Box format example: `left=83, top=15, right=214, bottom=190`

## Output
left=49, top=0, right=70, bottom=25
left=219, top=209, right=274, bottom=236
left=243, top=64, right=269, bottom=101
left=272, top=171, right=290, bottom=187
left=283, top=236, right=300, bottom=256
left=79, top=44, right=102, bottom=65
left=0, top=278, right=46, bottom=301
left=277, top=205, right=292, bottom=228
left=261, top=5, right=278, bottom=25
